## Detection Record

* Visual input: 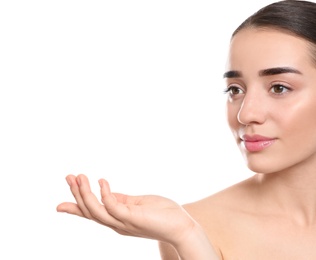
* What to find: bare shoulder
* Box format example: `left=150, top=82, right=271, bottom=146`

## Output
left=182, top=176, right=258, bottom=255
left=158, top=176, right=259, bottom=259
left=184, top=176, right=257, bottom=217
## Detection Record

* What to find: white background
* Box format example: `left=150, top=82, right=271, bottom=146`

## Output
left=1, top=1, right=276, bottom=259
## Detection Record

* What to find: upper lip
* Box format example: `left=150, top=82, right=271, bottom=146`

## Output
left=241, top=134, right=275, bottom=142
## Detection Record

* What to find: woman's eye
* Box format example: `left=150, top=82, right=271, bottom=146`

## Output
left=224, top=86, right=244, bottom=96
left=270, top=84, right=290, bottom=94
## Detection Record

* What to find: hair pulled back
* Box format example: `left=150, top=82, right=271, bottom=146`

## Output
left=233, top=0, right=316, bottom=63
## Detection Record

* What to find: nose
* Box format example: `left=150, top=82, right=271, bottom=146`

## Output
left=237, top=92, right=266, bottom=126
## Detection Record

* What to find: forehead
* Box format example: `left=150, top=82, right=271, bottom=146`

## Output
left=227, top=28, right=311, bottom=71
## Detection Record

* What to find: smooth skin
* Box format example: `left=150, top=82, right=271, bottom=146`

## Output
left=160, top=28, right=316, bottom=259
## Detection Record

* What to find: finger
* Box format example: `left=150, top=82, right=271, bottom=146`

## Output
left=66, top=174, right=94, bottom=219
left=76, top=175, right=123, bottom=227
left=98, top=178, right=134, bottom=222
left=56, top=202, right=85, bottom=217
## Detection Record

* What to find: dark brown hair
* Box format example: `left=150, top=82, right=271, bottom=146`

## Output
left=233, top=0, right=316, bottom=63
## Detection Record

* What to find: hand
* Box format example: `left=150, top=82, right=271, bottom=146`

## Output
left=57, top=174, right=219, bottom=259
left=56, top=174, right=196, bottom=244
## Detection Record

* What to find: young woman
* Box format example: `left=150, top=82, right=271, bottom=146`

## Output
left=57, top=0, right=316, bottom=259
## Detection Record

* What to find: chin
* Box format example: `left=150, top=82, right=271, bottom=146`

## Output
left=245, top=158, right=280, bottom=174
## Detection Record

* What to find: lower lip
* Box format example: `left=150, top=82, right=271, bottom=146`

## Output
left=243, top=139, right=276, bottom=152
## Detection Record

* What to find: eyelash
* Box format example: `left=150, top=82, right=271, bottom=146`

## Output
left=223, top=84, right=292, bottom=96
left=270, top=84, right=292, bottom=95
left=223, top=86, right=244, bottom=95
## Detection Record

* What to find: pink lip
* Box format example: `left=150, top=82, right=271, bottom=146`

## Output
left=241, top=134, right=276, bottom=152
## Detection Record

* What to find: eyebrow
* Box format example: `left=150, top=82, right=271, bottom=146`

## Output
left=223, top=67, right=302, bottom=78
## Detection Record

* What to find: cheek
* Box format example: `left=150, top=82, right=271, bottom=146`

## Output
left=280, top=99, right=316, bottom=142
left=274, top=99, right=316, bottom=170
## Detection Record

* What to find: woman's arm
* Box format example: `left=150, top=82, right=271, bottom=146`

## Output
left=158, top=226, right=219, bottom=260
left=57, top=174, right=219, bottom=259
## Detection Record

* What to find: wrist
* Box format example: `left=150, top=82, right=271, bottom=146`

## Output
left=172, top=222, right=219, bottom=260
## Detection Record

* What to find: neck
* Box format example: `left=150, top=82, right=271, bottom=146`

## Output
left=255, top=159, right=316, bottom=227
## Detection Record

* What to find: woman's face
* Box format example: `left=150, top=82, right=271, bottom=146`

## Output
left=225, top=28, right=316, bottom=173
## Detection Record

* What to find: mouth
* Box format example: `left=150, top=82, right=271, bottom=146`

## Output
left=241, top=134, right=276, bottom=152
